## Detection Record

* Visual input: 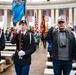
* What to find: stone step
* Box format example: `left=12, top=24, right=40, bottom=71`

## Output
left=46, top=61, right=76, bottom=69
left=44, top=68, right=76, bottom=75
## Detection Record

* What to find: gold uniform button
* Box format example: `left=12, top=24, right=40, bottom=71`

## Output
left=20, top=47, right=22, bottom=50
left=21, top=43, right=23, bottom=45
left=21, top=40, right=23, bottom=41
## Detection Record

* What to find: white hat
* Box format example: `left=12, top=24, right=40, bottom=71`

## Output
left=58, top=16, right=65, bottom=23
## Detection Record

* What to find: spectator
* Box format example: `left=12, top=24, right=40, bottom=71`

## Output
left=5, top=28, right=11, bottom=41
left=45, top=16, right=76, bottom=75
left=0, top=26, right=5, bottom=61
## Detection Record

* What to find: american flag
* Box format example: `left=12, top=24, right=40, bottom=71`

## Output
left=27, top=11, right=32, bottom=22
left=41, top=11, right=46, bottom=34
left=34, top=12, right=38, bottom=32
left=44, top=10, right=49, bottom=22
left=59, top=9, right=66, bottom=21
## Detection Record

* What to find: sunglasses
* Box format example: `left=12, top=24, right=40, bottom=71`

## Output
left=58, top=21, right=64, bottom=24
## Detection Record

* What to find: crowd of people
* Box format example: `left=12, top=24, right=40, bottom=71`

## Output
left=0, top=16, right=76, bottom=75
left=4, top=26, right=47, bottom=49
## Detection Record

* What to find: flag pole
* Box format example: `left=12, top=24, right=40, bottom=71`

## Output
left=19, top=0, right=27, bottom=59
left=24, top=0, right=27, bottom=20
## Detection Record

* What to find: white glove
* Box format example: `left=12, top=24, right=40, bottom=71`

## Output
left=17, top=25, right=22, bottom=33
left=18, top=50, right=25, bottom=56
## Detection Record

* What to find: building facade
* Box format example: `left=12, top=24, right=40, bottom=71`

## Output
left=0, top=0, right=76, bottom=31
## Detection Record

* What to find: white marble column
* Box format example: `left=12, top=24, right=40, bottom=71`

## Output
left=34, top=10, right=37, bottom=18
left=74, top=8, right=76, bottom=25
left=7, top=10, right=11, bottom=28
left=4, top=9, right=8, bottom=32
left=51, top=9, right=54, bottom=26
left=55, top=9, right=59, bottom=23
left=69, top=8, right=72, bottom=24
left=38, top=9, right=41, bottom=31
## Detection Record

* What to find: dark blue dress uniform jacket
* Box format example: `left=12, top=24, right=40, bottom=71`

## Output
left=0, top=32, right=5, bottom=61
left=11, top=31, right=36, bottom=66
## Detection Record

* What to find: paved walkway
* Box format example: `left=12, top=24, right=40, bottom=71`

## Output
left=1, top=44, right=47, bottom=75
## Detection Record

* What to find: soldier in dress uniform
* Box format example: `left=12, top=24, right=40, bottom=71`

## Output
left=11, top=20, right=36, bottom=75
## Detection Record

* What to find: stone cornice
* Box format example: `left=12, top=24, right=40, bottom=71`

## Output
left=27, top=2, right=76, bottom=10
left=0, top=0, right=76, bottom=5
left=0, top=1, right=76, bottom=10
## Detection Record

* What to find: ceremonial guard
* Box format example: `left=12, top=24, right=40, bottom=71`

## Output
left=11, top=20, right=36, bottom=75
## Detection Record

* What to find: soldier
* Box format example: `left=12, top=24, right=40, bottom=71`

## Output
left=11, top=20, right=36, bottom=75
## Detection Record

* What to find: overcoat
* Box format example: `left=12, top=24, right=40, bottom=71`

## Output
left=0, top=32, right=5, bottom=61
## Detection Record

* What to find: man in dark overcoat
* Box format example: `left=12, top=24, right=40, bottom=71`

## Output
left=45, top=17, right=76, bottom=75
left=0, top=26, right=5, bottom=61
